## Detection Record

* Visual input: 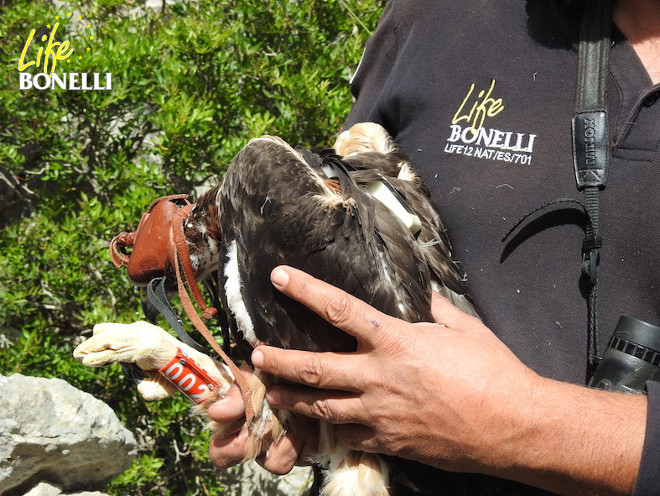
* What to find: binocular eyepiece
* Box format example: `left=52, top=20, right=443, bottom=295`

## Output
left=589, top=316, right=660, bottom=394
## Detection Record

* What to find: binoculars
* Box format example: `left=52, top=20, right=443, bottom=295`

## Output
left=589, top=316, right=660, bottom=394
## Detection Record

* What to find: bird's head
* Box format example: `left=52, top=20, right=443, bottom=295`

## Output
left=181, top=184, right=222, bottom=284
left=110, top=194, right=192, bottom=288
left=109, top=191, right=223, bottom=321
left=110, top=187, right=223, bottom=283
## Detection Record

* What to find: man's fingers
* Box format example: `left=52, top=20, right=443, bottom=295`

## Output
left=265, top=383, right=368, bottom=424
left=335, top=423, right=381, bottom=454
left=431, top=290, right=479, bottom=328
left=261, top=433, right=300, bottom=475
left=252, top=346, right=364, bottom=392
left=210, top=427, right=302, bottom=474
left=270, top=266, right=394, bottom=347
left=209, top=430, right=248, bottom=469
left=431, top=291, right=457, bottom=325
left=207, top=383, right=246, bottom=423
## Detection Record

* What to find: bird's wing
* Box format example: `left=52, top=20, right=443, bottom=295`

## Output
left=339, top=124, right=479, bottom=318
left=216, top=137, right=433, bottom=358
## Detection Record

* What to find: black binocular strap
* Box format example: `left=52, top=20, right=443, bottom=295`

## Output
left=572, top=0, right=613, bottom=380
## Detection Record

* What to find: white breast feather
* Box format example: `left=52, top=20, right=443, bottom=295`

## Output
left=224, top=240, right=259, bottom=346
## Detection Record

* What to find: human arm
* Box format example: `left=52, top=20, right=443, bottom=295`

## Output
left=249, top=265, right=647, bottom=495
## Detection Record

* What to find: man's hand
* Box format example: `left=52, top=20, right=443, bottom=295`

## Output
left=208, top=365, right=316, bottom=475
left=251, top=266, right=540, bottom=473
left=247, top=266, right=646, bottom=495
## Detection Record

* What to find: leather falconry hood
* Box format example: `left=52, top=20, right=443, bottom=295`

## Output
left=110, top=194, right=193, bottom=286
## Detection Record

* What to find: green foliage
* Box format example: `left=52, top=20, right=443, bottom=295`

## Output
left=0, top=0, right=385, bottom=494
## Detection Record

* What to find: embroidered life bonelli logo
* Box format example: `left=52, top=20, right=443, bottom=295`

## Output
left=18, top=11, right=112, bottom=91
left=445, top=79, right=536, bottom=165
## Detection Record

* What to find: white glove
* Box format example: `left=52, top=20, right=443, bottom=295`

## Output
left=73, top=321, right=233, bottom=401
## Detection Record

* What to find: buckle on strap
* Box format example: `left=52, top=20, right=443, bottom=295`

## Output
left=581, top=235, right=603, bottom=287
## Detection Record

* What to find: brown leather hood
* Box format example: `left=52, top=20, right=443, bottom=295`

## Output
left=110, top=195, right=193, bottom=286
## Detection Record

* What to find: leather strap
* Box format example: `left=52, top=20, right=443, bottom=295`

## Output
left=168, top=214, right=255, bottom=423
left=171, top=209, right=219, bottom=321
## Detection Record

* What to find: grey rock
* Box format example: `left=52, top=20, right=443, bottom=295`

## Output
left=21, top=482, right=61, bottom=496
left=22, top=482, right=109, bottom=496
left=224, top=461, right=312, bottom=496
left=0, top=374, right=137, bottom=496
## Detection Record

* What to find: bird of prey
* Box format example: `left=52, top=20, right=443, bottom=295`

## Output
left=74, top=122, right=478, bottom=496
